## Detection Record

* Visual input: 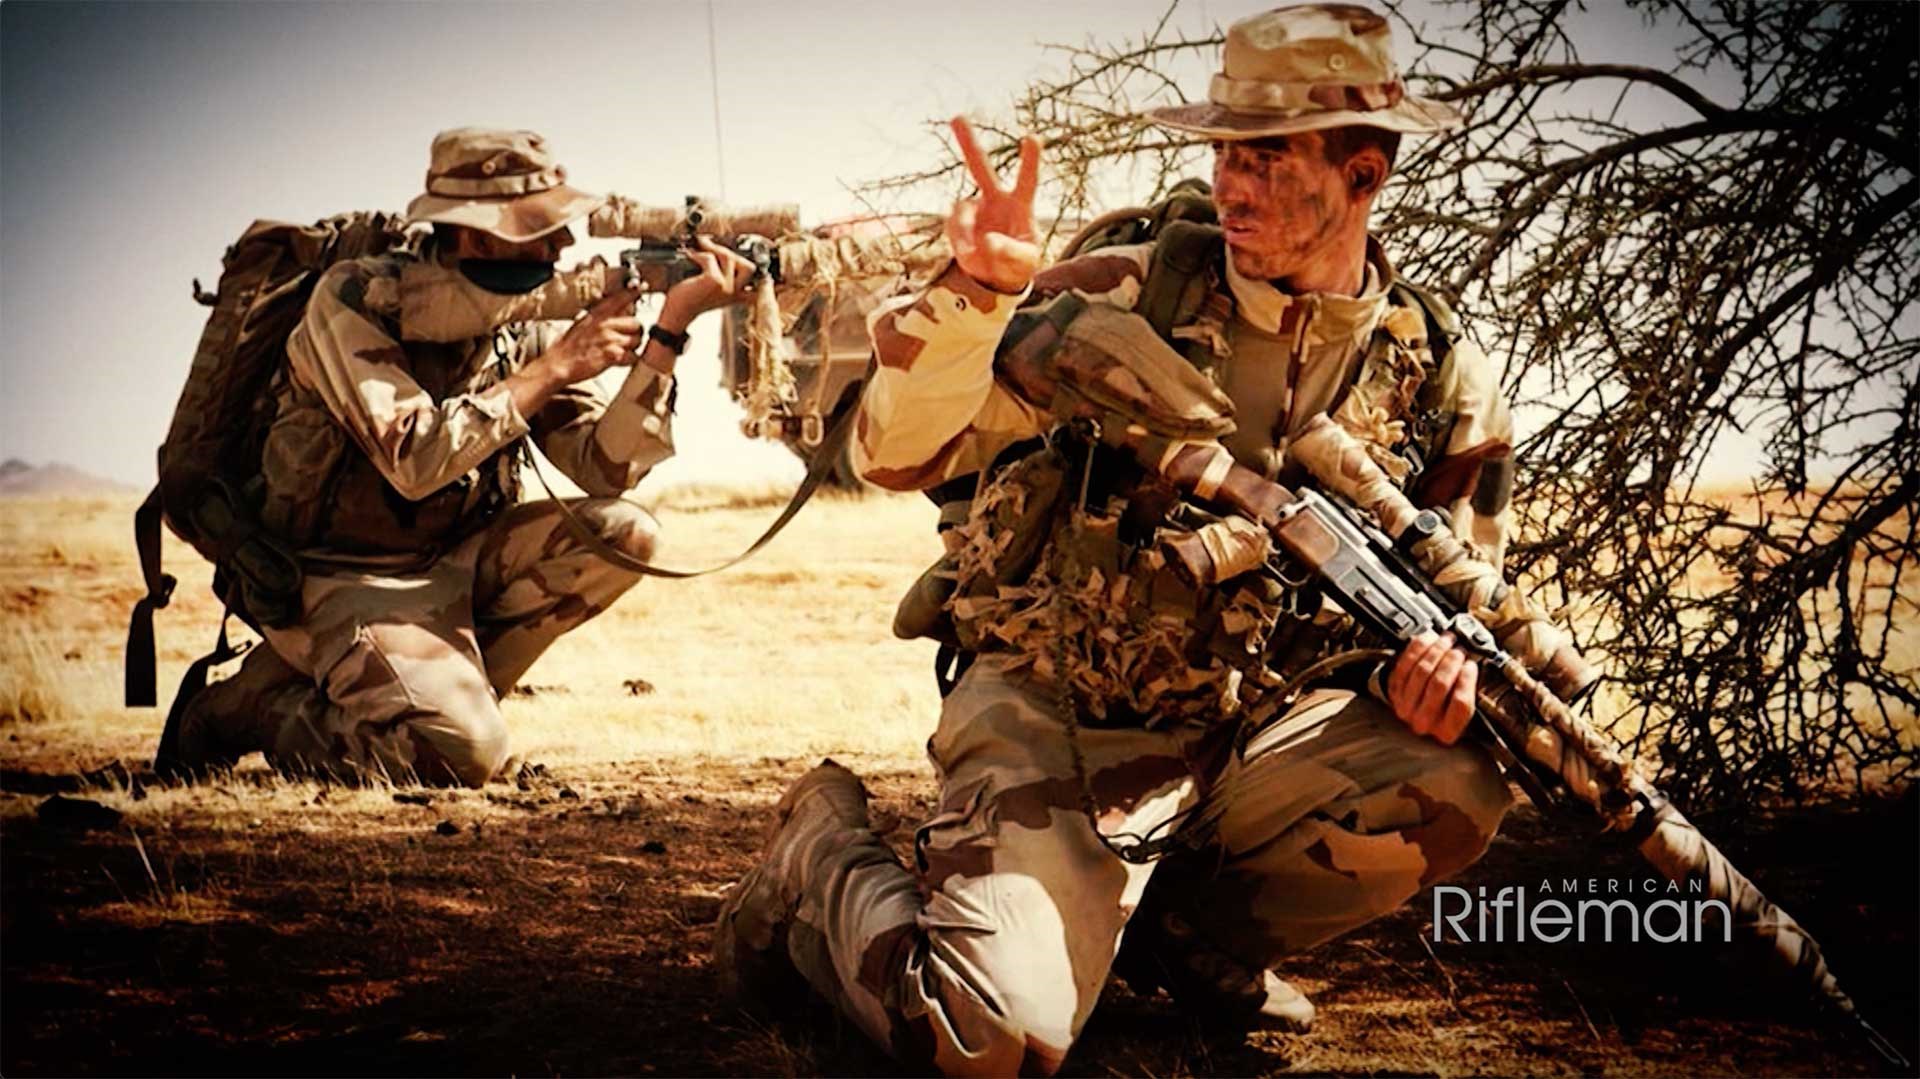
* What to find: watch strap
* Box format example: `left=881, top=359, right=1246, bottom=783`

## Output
left=647, top=323, right=690, bottom=355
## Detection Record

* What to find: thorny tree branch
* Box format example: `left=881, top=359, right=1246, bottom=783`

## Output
left=863, top=0, right=1919, bottom=810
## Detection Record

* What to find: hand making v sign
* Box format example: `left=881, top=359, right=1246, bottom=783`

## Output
left=946, top=117, right=1043, bottom=294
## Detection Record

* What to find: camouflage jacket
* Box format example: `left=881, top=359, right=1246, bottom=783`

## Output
left=856, top=238, right=1515, bottom=561
left=855, top=236, right=1518, bottom=724
left=263, top=251, right=675, bottom=569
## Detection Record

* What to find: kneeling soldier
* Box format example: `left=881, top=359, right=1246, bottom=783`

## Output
left=164, top=127, right=756, bottom=787
left=717, top=7, right=1519, bottom=1073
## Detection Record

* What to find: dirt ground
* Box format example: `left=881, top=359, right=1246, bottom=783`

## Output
left=2, top=492, right=1915, bottom=1077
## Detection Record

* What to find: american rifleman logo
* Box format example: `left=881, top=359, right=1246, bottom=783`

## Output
left=1432, top=879, right=1732, bottom=943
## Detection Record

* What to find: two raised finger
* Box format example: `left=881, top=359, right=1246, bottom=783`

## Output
left=950, top=116, right=1040, bottom=202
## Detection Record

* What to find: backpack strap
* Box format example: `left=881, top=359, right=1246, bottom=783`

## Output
left=1137, top=221, right=1224, bottom=352
left=1387, top=276, right=1458, bottom=368
left=124, top=487, right=176, bottom=707
left=151, top=612, right=248, bottom=774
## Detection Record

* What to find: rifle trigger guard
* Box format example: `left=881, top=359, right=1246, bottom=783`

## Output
left=1267, top=554, right=1314, bottom=594
left=1281, top=579, right=1322, bottom=620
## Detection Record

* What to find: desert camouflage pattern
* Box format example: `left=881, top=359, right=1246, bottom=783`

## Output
left=270, top=252, right=674, bottom=569
left=175, top=245, right=676, bottom=785
left=997, top=300, right=1239, bottom=442
left=722, top=655, right=1511, bottom=1076
left=735, top=231, right=1525, bottom=1072
left=947, top=448, right=1295, bottom=727
left=877, top=234, right=1514, bottom=725
left=854, top=239, right=1515, bottom=568
left=1291, top=415, right=1583, bottom=690
left=1145, top=4, right=1464, bottom=139
left=403, top=127, right=604, bottom=244
left=179, top=497, right=658, bottom=787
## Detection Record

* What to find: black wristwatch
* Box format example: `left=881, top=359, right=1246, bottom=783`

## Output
left=647, top=323, right=690, bottom=355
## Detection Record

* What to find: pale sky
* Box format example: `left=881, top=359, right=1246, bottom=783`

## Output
left=0, top=1, right=1776, bottom=491
left=1, top=0, right=1232, bottom=491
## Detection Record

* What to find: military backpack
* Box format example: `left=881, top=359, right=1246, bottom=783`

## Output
left=127, top=212, right=411, bottom=710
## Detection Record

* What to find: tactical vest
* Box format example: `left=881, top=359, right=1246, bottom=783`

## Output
left=910, top=222, right=1464, bottom=722
left=259, top=252, right=534, bottom=564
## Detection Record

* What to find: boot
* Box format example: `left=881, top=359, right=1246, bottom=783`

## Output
left=1112, top=905, right=1315, bottom=1034
left=712, top=759, right=874, bottom=1010
left=155, top=645, right=306, bottom=778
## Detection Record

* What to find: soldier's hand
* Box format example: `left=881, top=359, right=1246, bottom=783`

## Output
left=658, top=236, right=760, bottom=329
left=543, top=285, right=645, bottom=384
left=946, top=116, right=1042, bottom=293
left=1387, top=631, right=1478, bottom=746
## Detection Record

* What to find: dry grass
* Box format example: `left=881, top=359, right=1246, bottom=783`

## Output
left=0, top=489, right=1914, bottom=1077
left=0, top=489, right=944, bottom=774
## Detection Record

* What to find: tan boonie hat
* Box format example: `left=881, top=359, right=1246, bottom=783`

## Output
left=1147, top=3, right=1461, bottom=140
left=404, top=127, right=604, bottom=243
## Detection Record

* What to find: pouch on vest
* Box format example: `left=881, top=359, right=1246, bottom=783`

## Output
left=995, top=292, right=1236, bottom=442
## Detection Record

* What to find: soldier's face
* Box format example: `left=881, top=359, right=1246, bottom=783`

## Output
left=1211, top=133, right=1365, bottom=282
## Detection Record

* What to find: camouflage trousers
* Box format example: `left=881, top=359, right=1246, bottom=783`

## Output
left=184, top=497, right=657, bottom=787
left=766, top=653, right=1512, bottom=1075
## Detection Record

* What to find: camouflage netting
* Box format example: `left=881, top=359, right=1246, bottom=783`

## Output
left=948, top=457, right=1295, bottom=727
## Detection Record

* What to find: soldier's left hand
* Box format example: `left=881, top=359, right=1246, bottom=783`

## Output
left=1387, top=631, right=1477, bottom=745
left=658, top=236, right=760, bottom=328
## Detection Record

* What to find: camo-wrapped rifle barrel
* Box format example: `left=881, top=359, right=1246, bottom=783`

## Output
left=399, top=195, right=948, bottom=341
left=395, top=196, right=948, bottom=436
left=992, top=293, right=1907, bottom=1068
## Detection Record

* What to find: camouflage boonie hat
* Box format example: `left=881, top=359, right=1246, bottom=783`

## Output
left=404, top=127, right=604, bottom=243
left=1146, top=4, right=1461, bottom=139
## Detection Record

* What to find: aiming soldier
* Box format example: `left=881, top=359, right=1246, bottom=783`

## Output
left=159, top=127, right=757, bottom=787
left=716, top=6, right=1520, bottom=1072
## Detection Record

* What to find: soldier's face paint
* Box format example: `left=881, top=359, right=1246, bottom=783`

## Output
left=1211, top=134, right=1366, bottom=285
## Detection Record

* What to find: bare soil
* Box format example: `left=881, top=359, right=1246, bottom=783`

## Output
left=1, top=493, right=1914, bottom=1077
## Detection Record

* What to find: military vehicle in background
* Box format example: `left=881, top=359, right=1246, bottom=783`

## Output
left=712, top=214, right=942, bottom=487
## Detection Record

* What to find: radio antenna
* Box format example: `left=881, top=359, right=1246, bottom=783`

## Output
left=705, top=0, right=727, bottom=200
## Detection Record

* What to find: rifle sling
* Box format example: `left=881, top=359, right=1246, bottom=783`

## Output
left=527, top=379, right=862, bottom=579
